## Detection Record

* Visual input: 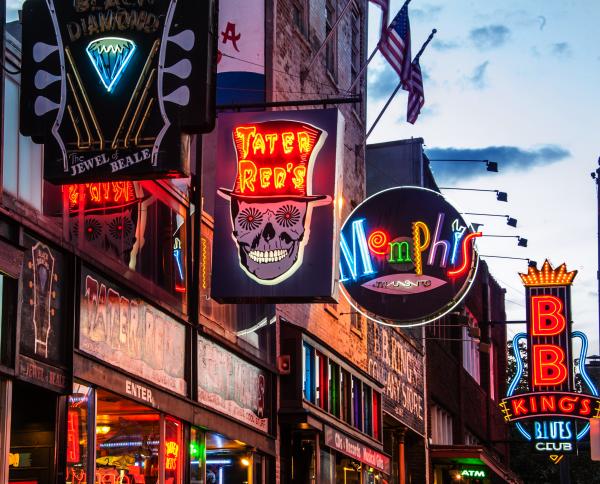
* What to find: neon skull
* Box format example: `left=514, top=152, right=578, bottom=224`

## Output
left=218, top=120, right=331, bottom=284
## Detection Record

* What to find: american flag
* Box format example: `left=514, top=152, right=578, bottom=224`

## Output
left=378, top=4, right=412, bottom=88
left=369, top=0, right=389, bottom=36
left=407, top=58, right=424, bottom=124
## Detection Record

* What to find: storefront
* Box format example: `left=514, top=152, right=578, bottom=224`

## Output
left=280, top=321, right=391, bottom=483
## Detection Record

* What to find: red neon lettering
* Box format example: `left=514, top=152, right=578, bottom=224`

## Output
left=529, top=395, right=538, bottom=413
left=265, top=133, right=278, bottom=153
left=558, top=396, right=579, bottom=413
left=368, top=230, right=389, bottom=256
left=274, top=167, right=286, bottom=189
left=252, top=133, right=266, bottom=154
left=292, top=165, right=307, bottom=190
left=533, top=345, right=568, bottom=387
left=298, top=131, right=311, bottom=153
left=581, top=398, right=592, bottom=415
left=235, top=126, right=256, bottom=159
left=447, top=232, right=482, bottom=278
left=540, top=395, right=557, bottom=412
left=531, top=295, right=566, bottom=336
left=281, top=132, right=295, bottom=154
left=259, top=168, right=271, bottom=189
left=511, top=398, right=528, bottom=416
left=238, top=160, right=257, bottom=193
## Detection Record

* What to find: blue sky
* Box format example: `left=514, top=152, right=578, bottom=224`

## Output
left=366, top=0, right=600, bottom=350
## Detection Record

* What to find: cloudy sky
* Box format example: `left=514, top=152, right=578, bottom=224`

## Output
left=366, top=0, right=600, bottom=350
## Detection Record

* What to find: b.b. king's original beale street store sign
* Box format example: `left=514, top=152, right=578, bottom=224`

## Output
left=20, top=0, right=216, bottom=183
left=340, top=187, right=481, bottom=326
left=500, top=261, right=600, bottom=459
left=211, top=109, right=343, bottom=302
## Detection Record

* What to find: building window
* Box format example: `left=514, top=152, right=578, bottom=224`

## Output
left=363, top=385, right=372, bottom=436
left=316, top=350, right=328, bottom=411
left=489, top=343, right=496, bottom=401
left=350, top=311, right=362, bottom=332
left=303, top=342, right=316, bottom=403
left=352, top=376, right=362, bottom=431
left=329, top=361, right=340, bottom=417
left=431, top=404, right=453, bottom=445
left=325, top=0, right=337, bottom=78
left=464, top=429, right=480, bottom=446
left=372, top=391, right=381, bottom=441
left=462, top=312, right=481, bottom=384
left=340, top=368, right=351, bottom=424
left=3, top=76, right=43, bottom=211
left=292, top=0, right=309, bottom=38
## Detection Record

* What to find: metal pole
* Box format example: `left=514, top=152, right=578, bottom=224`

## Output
left=364, top=80, right=402, bottom=140
left=346, top=46, right=378, bottom=93
left=596, top=157, right=600, bottom=355
left=300, top=0, right=354, bottom=83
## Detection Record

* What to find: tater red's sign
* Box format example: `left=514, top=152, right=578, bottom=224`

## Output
left=211, top=109, right=343, bottom=302
left=339, top=187, right=481, bottom=327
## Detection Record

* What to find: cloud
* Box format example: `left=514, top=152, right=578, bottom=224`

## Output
left=411, top=4, right=443, bottom=21
left=424, top=145, right=571, bottom=182
left=432, top=39, right=461, bottom=51
left=467, top=61, right=489, bottom=90
left=470, top=25, right=510, bottom=50
left=368, top=66, right=400, bottom=100
left=551, top=42, right=572, bottom=58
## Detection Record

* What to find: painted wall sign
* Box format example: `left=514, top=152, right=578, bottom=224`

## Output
left=20, top=234, right=66, bottom=367
left=367, top=322, right=425, bottom=434
left=324, top=426, right=391, bottom=475
left=79, top=266, right=186, bottom=395
left=20, top=0, right=217, bottom=183
left=211, top=109, right=344, bottom=302
left=18, top=354, right=68, bottom=393
left=500, top=260, right=599, bottom=457
left=197, top=335, right=269, bottom=433
left=217, top=0, right=265, bottom=105
left=340, top=187, right=481, bottom=327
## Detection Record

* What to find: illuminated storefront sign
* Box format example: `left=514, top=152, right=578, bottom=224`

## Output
left=324, top=426, right=391, bottom=475
left=500, top=260, right=599, bottom=457
left=211, top=109, right=343, bottom=302
left=20, top=0, right=216, bottom=183
left=339, top=187, right=481, bottom=327
left=165, top=440, right=180, bottom=470
left=460, top=469, right=486, bottom=478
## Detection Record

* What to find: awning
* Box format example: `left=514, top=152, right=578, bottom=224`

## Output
left=430, top=445, right=522, bottom=483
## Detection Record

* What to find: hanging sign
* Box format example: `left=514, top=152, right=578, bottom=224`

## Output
left=500, top=260, right=600, bottom=457
left=211, top=109, right=344, bottom=302
left=340, top=187, right=481, bottom=327
left=20, top=0, right=217, bottom=183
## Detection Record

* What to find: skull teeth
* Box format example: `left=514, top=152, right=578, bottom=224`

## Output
left=248, top=249, right=289, bottom=263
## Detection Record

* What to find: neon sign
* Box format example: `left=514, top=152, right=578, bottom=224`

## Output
left=86, top=37, right=136, bottom=93
left=339, top=187, right=481, bottom=327
left=165, top=440, right=179, bottom=471
left=501, top=260, right=599, bottom=457
left=461, top=469, right=486, bottom=478
left=212, top=109, right=342, bottom=302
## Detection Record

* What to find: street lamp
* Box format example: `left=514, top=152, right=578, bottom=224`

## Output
left=428, top=159, right=499, bottom=172
left=479, top=254, right=537, bottom=267
left=439, top=187, right=508, bottom=202
left=463, top=213, right=518, bottom=228
left=482, top=235, right=528, bottom=247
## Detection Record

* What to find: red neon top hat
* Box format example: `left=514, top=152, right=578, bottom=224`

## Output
left=218, top=120, right=330, bottom=203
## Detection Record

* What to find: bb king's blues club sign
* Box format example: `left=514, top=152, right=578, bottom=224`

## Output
left=339, top=187, right=481, bottom=327
left=211, top=109, right=344, bottom=302
left=20, top=0, right=217, bottom=183
left=500, top=261, right=600, bottom=458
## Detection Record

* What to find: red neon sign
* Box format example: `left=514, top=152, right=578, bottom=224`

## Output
left=500, top=392, right=599, bottom=422
left=65, top=181, right=136, bottom=208
left=447, top=232, right=482, bottom=278
left=531, top=295, right=566, bottom=336
left=367, top=230, right=389, bottom=256
left=230, top=122, right=321, bottom=198
left=165, top=440, right=179, bottom=471
left=532, top=345, right=568, bottom=387
left=66, top=410, right=80, bottom=463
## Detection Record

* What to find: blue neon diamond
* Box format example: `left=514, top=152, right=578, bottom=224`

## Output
left=86, top=37, right=136, bottom=93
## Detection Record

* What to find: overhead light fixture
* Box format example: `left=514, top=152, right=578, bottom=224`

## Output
left=496, top=191, right=508, bottom=202
left=486, top=160, right=498, bottom=172
left=528, top=259, right=538, bottom=268
left=506, top=217, right=517, bottom=227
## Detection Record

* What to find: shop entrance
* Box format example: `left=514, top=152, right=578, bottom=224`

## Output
left=9, top=381, right=58, bottom=484
left=205, top=431, right=264, bottom=484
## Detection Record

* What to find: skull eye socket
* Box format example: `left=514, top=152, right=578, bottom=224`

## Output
left=84, top=218, right=102, bottom=241
left=238, top=208, right=263, bottom=231
left=108, top=216, right=134, bottom=240
left=276, top=205, right=301, bottom=228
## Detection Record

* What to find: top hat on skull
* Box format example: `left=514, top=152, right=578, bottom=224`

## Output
left=218, top=120, right=332, bottom=284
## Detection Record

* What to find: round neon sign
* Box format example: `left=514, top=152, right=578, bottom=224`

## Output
left=339, top=186, right=481, bottom=327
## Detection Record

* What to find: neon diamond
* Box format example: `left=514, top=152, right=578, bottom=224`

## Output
left=86, top=37, right=136, bottom=93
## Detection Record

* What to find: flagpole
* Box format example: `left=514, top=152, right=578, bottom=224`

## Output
left=365, top=28, right=436, bottom=141
left=346, top=0, right=413, bottom=93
